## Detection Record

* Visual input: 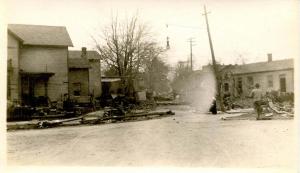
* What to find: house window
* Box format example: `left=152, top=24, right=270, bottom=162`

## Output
left=237, top=77, right=243, bottom=94
left=247, top=76, right=253, bottom=88
left=224, top=73, right=229, bottom=79
left=267, top=75, right=273, bottom=87
left=279, top=74, right=286, bottom=92
left=73, top=83, right=81, bottom=96
left=224, top=83, right=229, bottom=92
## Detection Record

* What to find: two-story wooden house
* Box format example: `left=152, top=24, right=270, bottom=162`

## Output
left=7, top=24, right=73, bottom=106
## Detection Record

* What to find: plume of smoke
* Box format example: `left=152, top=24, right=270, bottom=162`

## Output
left=182, top=69, right=216, bottom=113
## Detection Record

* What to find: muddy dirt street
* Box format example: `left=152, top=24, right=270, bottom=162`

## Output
left=7, top=107, right=297, bottom=168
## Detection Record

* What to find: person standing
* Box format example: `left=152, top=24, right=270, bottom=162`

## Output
left=249, top=83, right=264, bottom=120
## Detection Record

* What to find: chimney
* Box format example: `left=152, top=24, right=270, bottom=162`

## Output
left=81, top=47, right=87, bottom=58
left=267, top=53, right=272, bottom=62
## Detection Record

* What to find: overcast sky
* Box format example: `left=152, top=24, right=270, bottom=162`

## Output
left=4, top=0, right=299, bottom=70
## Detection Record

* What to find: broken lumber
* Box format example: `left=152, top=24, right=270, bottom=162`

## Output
left=38, top=116, right=83, bottom=128
left=82, top=110, right=175, bottom=124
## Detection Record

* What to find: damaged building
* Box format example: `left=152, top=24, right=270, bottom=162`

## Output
left=7, top=24, right=73, bottom=107
left=68, top=48, right=102, bottom=102
left=220, top=54, right=294, bottom=97
left=7, top=24, right=102, bottom=120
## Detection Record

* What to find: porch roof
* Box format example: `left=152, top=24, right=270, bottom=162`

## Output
left=20, top=72, right=55, bottom=78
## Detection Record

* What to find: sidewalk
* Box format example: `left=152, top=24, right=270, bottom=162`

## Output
left=7, top=118, right=82, bottom=130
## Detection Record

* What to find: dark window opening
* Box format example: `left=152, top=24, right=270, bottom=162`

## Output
left=224, top=83, right=229, bottom=92
left=237, top=77, right=243, bottom=94
left=267, top=75, right=273, bottom=87
left=279, top=75, right=286, bottom=92
left=247, top=76, right=253, bottom=88
left=73, top=83, right=81, bottom=96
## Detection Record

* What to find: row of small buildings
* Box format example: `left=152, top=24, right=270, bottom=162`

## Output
left=7, top=24, right=294, bottom=108
left=200, top=54, right=294, bottom=97
left=7, top=24, right=102, bottom=106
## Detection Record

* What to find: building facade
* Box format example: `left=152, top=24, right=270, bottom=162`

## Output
left=7, top=24, right=73, bottom=106
left=220, top=55, right=294, bottom=97
left=69, top=48, right=102, bottom=98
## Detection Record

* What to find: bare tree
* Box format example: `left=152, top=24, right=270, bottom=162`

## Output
left=93, top=14, right=167, bottom=95
left=171, top=61, right=191, bottom=93
left=144, top=56, right=170, bottom=93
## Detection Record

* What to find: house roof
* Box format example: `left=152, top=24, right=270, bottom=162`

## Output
left=69, top=50, right=101, bottom=60
left=229, top=59, right=294, bottom=74
left=68, top=58, right=90, bottom=69
left=8, top=24, right=73, bottom=46
left=8, top=29, right=24, bottom=42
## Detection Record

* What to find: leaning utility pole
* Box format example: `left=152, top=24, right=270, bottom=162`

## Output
left=202, top=5, right=224, bottom=112
left=188, top=38, right=196, bottom=71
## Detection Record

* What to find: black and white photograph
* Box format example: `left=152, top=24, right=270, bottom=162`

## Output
left=1, top=0, right=299, bottom=173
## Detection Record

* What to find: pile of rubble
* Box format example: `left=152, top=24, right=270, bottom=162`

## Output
left=7, top=109, right=175, bottom=130
left=7, top=94, right=175, bottom=130
left=222, top=91, right=294, bottom=120
left=263, top=100, right=294, bottom=118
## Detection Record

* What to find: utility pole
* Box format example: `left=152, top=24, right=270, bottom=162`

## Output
left=188, top=38, right=196, bottom=71
left=166, top=24, right=170, bottom=50
left=166, top=36, right=170, bottom=49
left=203, top=6, right=216, bottom=66
left=202, top=5, right=224, bottom=112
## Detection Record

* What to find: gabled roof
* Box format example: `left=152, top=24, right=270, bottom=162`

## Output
left=8, top=24, right=73, bottom=47
left=7, top=29, right=24, bottom=42
left=230, top=59, right=294, bottom=74
left=68, top=58, right=90, bottom=69
left=69, top=50, right=101, bottom=60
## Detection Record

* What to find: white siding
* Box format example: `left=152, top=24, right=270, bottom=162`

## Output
left=7, top=33, right=21, bottom=101
left=20, top=46, right=69, bottom=101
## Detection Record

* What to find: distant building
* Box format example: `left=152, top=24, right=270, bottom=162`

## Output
left=219, top=54, right=294, bottom=97
left=68, top=48, right=102, bottom=99
left=7, top=24, right=73, bottom=106
left=177, top=54, right=294, bottom=101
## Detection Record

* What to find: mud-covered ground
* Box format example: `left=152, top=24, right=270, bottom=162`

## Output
left=7, top=106, right=297, bottom=169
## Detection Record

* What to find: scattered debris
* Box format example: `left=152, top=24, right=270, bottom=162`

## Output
left=38, top=116, right=83, bottom=128
left=34, top=110, right=175, bottom=129
left=225, top=108, right=253, bottom=114
left=221, top=112, right=293, bottom=121
left=156, top=101, right=187, bottom=105
left=223, top=91, right=294, bottom=120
